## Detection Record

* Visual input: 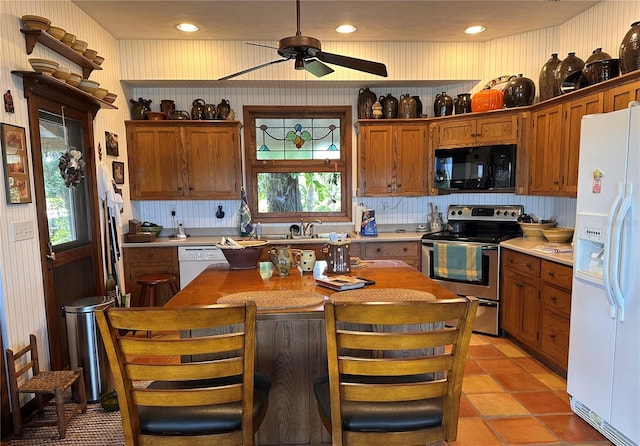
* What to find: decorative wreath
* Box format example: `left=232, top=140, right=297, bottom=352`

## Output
left=58, top=149, right=86, bottom=189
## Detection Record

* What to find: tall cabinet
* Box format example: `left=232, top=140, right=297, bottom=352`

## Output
left=126, top=121, right=242, bottom=200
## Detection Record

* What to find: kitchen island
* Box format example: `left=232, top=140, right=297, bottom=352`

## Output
left=165, top=260, right=457, bottom=446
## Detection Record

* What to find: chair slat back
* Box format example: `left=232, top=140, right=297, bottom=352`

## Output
left=96, top=303, right=257, bottom=446
left=324, top=296, right=478, bottom=445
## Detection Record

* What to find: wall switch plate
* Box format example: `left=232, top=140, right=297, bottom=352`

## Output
left=13, top=220, right=34, bottom=241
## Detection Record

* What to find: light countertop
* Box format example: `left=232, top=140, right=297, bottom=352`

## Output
left=500, top=237, right=573, bottom=266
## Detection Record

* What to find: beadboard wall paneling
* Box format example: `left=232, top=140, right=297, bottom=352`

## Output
left=0, top=0, right=131, bottom=365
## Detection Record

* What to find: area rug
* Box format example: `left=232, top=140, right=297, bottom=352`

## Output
left=9, top=403, right=124, bottom=446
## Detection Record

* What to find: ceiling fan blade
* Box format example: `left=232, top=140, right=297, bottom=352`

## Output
left=316, top=51, right=388, bottom=77
left=218, top=58, right=288, bottom=80
left=304, top=59, right=334, bottom=77
left=247, top=42, right=278, bottom=50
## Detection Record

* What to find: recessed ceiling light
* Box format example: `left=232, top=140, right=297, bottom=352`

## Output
left=177, top=23, right=199, bottom=33
left=465, top=25, right=486, bottom=35
left=336, top=24, right=356, bottom=34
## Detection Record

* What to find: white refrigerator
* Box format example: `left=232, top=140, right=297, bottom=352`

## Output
left=568, top=103, right=639, bottom=446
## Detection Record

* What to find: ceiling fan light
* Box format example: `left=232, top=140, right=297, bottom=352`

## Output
left=294, top=57, right=305, bottom=70
left=176, top=23, right=199, bottom=33
left=336, top=24, right=356, bottom=34
left=464, top=25, right=486, bottom=35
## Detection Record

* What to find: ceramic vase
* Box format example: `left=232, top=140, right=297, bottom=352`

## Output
left=503, top=74, right=536, bottom=108
left=620, top=21, right=640, bottom=74
left=399, top=94, right=417, bottom=118
left=582, top=48, right=612, bottom=83
left=357, top=88, right=377, bottom=119
left=454, top=93, right=472, bottom=114
left=380, top=93, right=398, bottom=119
left=539, top=53, right=561, bottom=101
left=433, top=92, right=453, bottom=117
left=555, top=52, right=585, bottom=95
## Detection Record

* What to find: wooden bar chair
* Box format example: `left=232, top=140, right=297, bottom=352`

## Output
left=135, top=273, right=179, bottom=307
left=314, top=296, right=479, bottom=446
left=5, top=334, right=87, bottom=439
left=96, top=302, right=271, bottom=446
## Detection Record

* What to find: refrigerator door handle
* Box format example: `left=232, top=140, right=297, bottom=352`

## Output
left=610, top=183, right=632, bottom=322
left=603, top=182, right=625, bottom=318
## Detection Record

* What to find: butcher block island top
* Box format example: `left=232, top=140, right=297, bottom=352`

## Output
left=165, top=259, right=459, bottom=317
left=164, top=259, right=457, bottom=445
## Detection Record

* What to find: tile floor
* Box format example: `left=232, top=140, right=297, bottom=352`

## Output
left=2, top=333, right=614, bottom=446
left=453, top=334, right=613, bottom=446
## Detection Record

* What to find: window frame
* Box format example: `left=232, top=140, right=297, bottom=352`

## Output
left=243, top=105, right=352, bottom=223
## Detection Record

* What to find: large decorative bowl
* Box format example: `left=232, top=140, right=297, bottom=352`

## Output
left=518, top=222, right=556, bottom=238
left=217, top=240, right=269, bottom=269
left=78, top=79, right=100, bottom=93
left=542, top=228, right=574, bottom=243
left=28, top=58, right=59, bottom=75
left=66, top=72, right=82, bottom=87
left=21, top=15, right=51, bottom=31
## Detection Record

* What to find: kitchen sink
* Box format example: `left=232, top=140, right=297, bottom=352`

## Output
left=263, top=232, right=354, bottom=241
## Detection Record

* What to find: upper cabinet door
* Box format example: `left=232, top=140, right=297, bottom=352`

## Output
left=183, top=124, right=242, bottom=199
left=394, top=124, right=428, bottom=196
left=127, top=124, right=185, bottom=199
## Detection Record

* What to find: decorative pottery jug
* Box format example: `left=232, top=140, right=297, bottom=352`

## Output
left=539, top=53, right=561, bottom=101
left=216, top=99, right=231, bottom=119
left=584, top=58, right=620, bottom=85
left=299, top=250, right=317, bottom=272
left=398, top=94, right=417, bottom=118
left=555, top=52, right=585, bottom=95
left=582, top=48, right=612, bottom=83
left=322, top=241, right=351, bottom=274
left=502, top=74, right=536, bottom=108
left=372, top=100, right=383, bottom=119
left=471, top=89, right=504, bottom=112
left=412, top=96, right=423, bottom=117
left=268, top=246, right=301, bottom=276
left=433, top=92, right=453, bottom=117
left=169, top=110, right=190, bottom=120
left=454, top=93, right=472, bottom=114
left=191, top=98, right=206, bottom=120
left=357, top=87, right=377, bottom=119
left=160, top=99, right=175, bottom=116
left=203, top=102, right=217, bottom=120
left=130, top=97, right=152, bottom=120
left=380, top=93, right=398, bottom=119
left=620, top=21, right=640, bottom=74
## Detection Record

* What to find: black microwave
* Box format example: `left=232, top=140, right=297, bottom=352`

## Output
left=434, top=144, right=516, bottom=192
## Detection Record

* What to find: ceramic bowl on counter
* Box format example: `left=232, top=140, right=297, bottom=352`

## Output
left=28, top=58, right=59, bottom=75
left=542, top=227, right=574, bottom=243
left=216, top=240, right=270, bottom=269
left=518, top=222, right=557, bottom=238
left=78, top=79, right=100, bottom=93
left=144, top=112, right=167, bottom=120
left=66, top=72, right=82, bottom=87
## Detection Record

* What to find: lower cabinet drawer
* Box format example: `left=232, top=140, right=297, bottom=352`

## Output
left=541, top=308, right=570, bottom=367
left=363, top=242, right=419, bottom=258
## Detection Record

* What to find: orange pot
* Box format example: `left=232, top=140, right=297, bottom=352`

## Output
left=471, top=89, right=504, bottom=112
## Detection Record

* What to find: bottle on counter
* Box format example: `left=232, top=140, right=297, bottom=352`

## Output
left=255, top=222, right=262, bottom=239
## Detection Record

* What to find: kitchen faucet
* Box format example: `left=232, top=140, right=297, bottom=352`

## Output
left=301, top=218, right=322, bottom=237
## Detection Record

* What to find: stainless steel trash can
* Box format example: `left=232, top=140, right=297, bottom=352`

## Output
left=64, top=296, right=114, bottom=402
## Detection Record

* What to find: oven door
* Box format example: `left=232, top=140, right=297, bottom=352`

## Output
left=421, top=241, right=500, bottom=336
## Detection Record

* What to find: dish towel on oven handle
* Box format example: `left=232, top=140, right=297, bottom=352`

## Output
left=433, top=242, right=483, bottom=282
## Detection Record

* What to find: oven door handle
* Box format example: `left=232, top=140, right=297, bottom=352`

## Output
left=422, top=243, right=498, bottom=252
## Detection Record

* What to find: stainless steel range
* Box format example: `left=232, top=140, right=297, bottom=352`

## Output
left=421, top=204, right=524, bottom=336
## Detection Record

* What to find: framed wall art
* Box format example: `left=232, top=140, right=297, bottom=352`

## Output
left=112, top=160, right=125, bottom=184
left=105, top=131, right=119, bottom=156
left=1, top=123, right=32, bottom=204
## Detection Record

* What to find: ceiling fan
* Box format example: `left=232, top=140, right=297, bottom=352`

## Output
left=218, top=0, right=388, bottom=80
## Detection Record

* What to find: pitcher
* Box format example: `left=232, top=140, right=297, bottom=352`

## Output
left=299, top=250, right=317, bottom=272
left=322, top=241, right=351, bottom=274
left=268, top=246, right=301, bottom=276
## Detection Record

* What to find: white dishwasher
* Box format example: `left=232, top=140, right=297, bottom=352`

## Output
left=178, top=246, right=228, bottom=288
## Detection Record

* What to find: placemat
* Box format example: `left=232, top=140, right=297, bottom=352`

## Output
left=331, top=288, right=436, bottom=302
left=218, top=290, right=325, bottom=310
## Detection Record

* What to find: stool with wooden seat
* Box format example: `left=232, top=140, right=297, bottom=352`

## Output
left=135, top=273, right=179, bottom=307
left=5, top=334, right=87, bottom=439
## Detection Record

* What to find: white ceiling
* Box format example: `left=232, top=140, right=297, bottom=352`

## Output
left=72, top=0, right=599, bottom=43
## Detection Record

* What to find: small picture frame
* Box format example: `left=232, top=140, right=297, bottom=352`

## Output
left=105, top=131, right=119, bottom=156
left=1, top=123, right=32, bottom=204
left=112, top=161, right=125, bottom=184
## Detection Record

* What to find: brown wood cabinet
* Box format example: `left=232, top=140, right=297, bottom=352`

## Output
left=355, top=120, right=428, bottom=196
left=500, top=248, right=572, bottom=375
left=361, top=240, right=421, bottom=270
left=528, top=92, right=604, bottom=196
left=126, top=121, right=242, bottom=200
left=604, top=79, right=640, bottom=112
left=433, top=113, right=519, bottom=148
left=123, top=247, right=179, bottom=307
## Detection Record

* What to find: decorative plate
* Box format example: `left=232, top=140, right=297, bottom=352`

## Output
left=483, top=74, right=517, bottom=90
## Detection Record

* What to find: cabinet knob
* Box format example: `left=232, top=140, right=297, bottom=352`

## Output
left=548, top=270, right=555, bottom=277
left=376, top=248, right=381, bottom=253
left=397, top=184, right=401, bottom=188
left=526, top=262, right=532, bottom=269
left=549, top=333, right=555, bottom=339
left=550, top=295, right=557, bottom=302
left=516, top=282, right=523, bottom=288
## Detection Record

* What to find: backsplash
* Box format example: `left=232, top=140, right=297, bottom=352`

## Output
left=133, top=193, right=576, bottom=234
